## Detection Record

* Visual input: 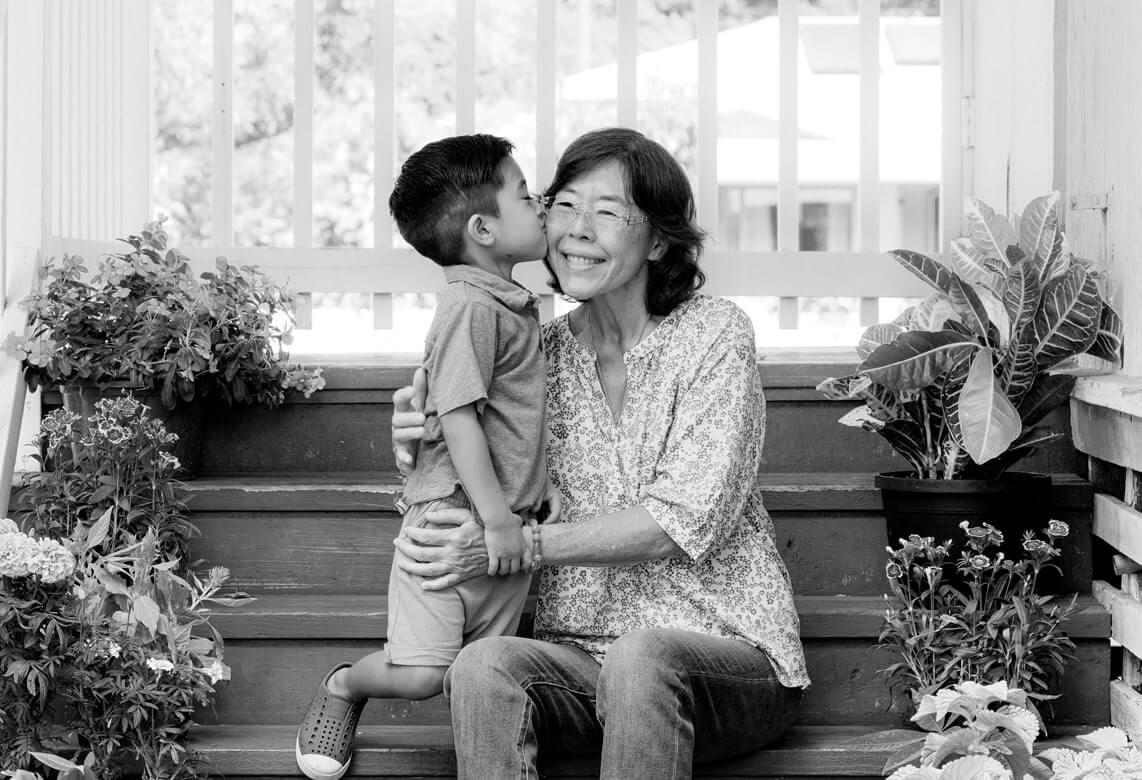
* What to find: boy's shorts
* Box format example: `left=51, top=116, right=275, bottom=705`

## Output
left=385, top=489, right=532, bottom=666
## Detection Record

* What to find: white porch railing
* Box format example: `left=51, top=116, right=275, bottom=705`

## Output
left=26, top=0, right=964, bottom=334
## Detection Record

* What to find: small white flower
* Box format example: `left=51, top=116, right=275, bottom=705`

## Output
left=146, top=657, right=175, bottom=674
left=205, top=659, right=229, bottom=684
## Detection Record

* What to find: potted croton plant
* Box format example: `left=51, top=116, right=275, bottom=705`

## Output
left=816, top=192, right=1123, bottom=555
left=18, top=218, right=325, bottom=477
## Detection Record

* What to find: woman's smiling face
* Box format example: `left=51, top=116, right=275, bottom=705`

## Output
left=545, top=162, right=665, bottom=303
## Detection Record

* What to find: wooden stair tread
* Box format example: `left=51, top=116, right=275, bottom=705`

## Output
left=184, top=471, right=1093, bottom=512
left=190, top=723, right=904, bottom=776
left=188, top=722, right=1103, bottom=777
left=209, top=592, right=1110, bottom=639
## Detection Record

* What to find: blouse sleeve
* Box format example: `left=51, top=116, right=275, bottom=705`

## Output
left=639, top=308, right=766, bottom=564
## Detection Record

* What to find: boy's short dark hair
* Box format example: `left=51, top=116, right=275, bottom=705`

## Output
left=389, top=134, right=515, bottom=266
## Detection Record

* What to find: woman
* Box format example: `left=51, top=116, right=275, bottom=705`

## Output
left=392, top=127, right=809, bottom=779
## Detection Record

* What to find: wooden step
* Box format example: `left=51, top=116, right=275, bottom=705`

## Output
left=186, top=473, right=1095, bottom=596
left=197, top=594, right=1110, bottom=728
left=184, top=722, right=1099, bottom=778
left=186, top=723, right=911, bottom=778
left=44, top=356, right=1078, bottom=475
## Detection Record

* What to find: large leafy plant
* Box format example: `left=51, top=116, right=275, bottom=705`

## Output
left=19, top=218, right=324, bottom=410
left=817, top=192, right=1123, bottom=479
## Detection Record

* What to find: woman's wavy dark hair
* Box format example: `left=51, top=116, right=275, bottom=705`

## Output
left=542, top=128, right=706, bottom=315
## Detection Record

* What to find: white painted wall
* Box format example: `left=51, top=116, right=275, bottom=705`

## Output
left=1061, top=1, right=1142, bottom=375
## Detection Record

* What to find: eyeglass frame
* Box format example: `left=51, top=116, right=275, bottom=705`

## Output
left=537, top=195, right=651, bottom=229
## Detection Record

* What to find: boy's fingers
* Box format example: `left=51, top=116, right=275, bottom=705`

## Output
left=411, top=366, right=428, bottom=412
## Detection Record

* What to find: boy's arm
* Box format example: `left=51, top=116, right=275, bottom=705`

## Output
left=438, top=403, right=525, bottom=576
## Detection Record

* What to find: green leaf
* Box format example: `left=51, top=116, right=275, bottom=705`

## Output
left=878, top=419, right=929, bottom=473
left=948, top=276, right=991, bottom=342
left=948, top=237, right=1000, bottom=288
left=84, top=506, right=113, bottom=554
left=1016, top=374, right=1076, bottom=427
left=1019, top=191, right=1062, bottom=275
left=890, top=249, right=959, bottom=295
left=1086, top=302, right=1124, bottom=366
left=131, top=594, right=162, bottom=635
left=859, top=330, right=979, bottom=392
left=953, top=348, right=1022, bottom=464
left=816, top=374, right=871, bottom=400
left=1031, top=263, right=1101, bottom=369
left=858, top=323, right=904, bottom=360
left=1002, top=260, right=1042, bottom=337
left=30, top=752, right=83, bottom=771
left=966, top=198, right=1019, bottom=261
left=1001, top=331, right=1038, bottom=408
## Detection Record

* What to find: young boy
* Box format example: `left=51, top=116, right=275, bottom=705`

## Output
left=295, top=134, right=555, bottom=780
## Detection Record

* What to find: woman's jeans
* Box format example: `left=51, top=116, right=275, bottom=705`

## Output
left=443, top=628, right=803, bottom=780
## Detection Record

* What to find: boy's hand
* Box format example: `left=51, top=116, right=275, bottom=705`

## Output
left=484, top=513, right=525, bottom=576
left=530, top=476, right=562, bottom=525
left=392, top=366, right=428, bottom=475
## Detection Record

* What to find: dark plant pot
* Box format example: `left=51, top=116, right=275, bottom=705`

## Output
left=876, top=470, right=1062, bottom=592
left=59, top=385, right=206, bottom=480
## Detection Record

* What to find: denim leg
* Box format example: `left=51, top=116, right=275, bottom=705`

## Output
left=595, top=628, right=803, bottom=780
left=444, top=636, right=603, bottom=780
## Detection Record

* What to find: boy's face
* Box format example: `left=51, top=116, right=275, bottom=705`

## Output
left=490, top=157, right=548, bottom=266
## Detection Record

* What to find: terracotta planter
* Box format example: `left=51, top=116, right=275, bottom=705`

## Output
left=59, top=385, right=206, bottom=479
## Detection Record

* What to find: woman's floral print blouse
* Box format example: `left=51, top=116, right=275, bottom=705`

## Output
left=535, top=294, right=810, bottom=689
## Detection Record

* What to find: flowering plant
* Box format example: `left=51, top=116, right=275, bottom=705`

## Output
left=1, top=398, right=251, bottom=778
left=880, top=682, right=1142, bottom=779
left=18, top=217, right=324, bottom=409
left=879, top=519, right=1078, bottom=710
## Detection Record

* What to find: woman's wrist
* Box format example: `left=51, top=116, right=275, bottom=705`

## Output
left=526, top=519, right=544, bottom=574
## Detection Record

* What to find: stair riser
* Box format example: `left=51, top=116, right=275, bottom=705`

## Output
left=190, top=508, right=1094, bottom=597
left=50, top=395, right=1072, bottom=476
left=199, top=638, right=1109, bottom=727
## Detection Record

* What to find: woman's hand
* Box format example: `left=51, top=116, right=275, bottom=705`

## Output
left=531, top=476, right=563, bottom=524
left=391, top=366, right=428, bottom=474
left=393, top=506, right=489, bottom=590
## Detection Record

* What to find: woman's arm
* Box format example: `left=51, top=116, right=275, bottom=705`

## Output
left=395, top=504, right=683, bottom=591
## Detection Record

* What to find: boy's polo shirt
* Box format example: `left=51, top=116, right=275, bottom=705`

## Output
left=402, top=264, right=548, bottom=514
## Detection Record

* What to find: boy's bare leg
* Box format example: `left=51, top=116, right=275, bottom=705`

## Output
left=328, top=650, right=447, bottom=701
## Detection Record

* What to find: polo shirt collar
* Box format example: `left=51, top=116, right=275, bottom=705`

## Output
left=443, top=264, right=539, bottom=312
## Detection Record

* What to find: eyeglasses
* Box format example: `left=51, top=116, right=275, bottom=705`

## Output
left=540, top=197, right=650, bottom=230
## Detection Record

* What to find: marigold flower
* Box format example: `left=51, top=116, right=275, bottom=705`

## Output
left=1023, top=539, right=1049, bottom=554
left=0, top=531, right=38, bottom=577
left=1047, top=519, right=1070, bottom=538
left=32, top=537, right=76, bottom=583
left=970, top=554, right=990, bottom=570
